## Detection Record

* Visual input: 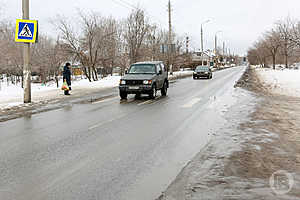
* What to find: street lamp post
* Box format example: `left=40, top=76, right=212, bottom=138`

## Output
left=214, top=31, right=222, bottom=55
left=214, top=31, right=222, bottom=68
left=201, top=20, right=210, bottom=66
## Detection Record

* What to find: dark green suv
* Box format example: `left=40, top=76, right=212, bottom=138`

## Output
left=119, top=61, right=169, bottom=99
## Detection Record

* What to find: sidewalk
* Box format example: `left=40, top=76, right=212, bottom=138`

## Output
left=158, top=67, right=300, bottom=200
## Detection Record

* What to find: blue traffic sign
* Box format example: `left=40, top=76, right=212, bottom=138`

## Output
left=15, top=19, right=38, bottom=43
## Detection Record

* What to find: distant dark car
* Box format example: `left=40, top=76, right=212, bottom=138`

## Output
left=119, top=61, right=169, bottom=99
left=193, top=66, right=213, bottom=79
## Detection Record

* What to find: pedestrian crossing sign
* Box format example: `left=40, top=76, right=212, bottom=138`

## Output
left=15, top=19, right=38, bottom=43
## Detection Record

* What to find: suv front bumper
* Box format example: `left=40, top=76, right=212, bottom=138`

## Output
left=193, top=73, right=211, bottom=78
left=119, top=85, right=153, bottom=94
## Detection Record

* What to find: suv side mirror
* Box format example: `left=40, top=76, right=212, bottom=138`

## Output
left=125, top=70, right=128, bottom=74
left=159, top=70, right=162, bottom=75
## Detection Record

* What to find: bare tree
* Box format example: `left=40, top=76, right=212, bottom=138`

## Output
left=255, top=40, right=271, bottom=67
left=262, top=30, right=281, bottom=69
left=276, top=17, right=295, bottom=68
left=124, top=8, right=151, bottom=64
left=288, top=21, right=300, bottom=47
left=0, top=21, right=24, bottom=85
left=56, top=12, right=121, bottom=81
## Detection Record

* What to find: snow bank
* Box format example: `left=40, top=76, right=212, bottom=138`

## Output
left=256, top=68, right=300, bottom=98
left=0, top=71, right=193, bottom=110
left=169, top=70, right=193, bottom=80
left=0, top=75, right=121, bottom=109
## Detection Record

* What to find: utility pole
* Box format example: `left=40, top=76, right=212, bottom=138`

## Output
left=214, top=34, right=217, bottom=54
left=214, top=31, right=222, bottom=55
left=168, top=0, right=173, bottom=75
left=186, top=36, right=189, bottom=54
left=23, top=0, right=31, bottom=103
left=201, top=25, right=203, bottom=66
left=214, top=31, right=221, bottom=68
left=222, top=41, right=225, bottom=64
left=201, top=20, right=210, bottom=66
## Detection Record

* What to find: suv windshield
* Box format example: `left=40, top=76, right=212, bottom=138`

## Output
left=128, top=64, right=156, bottom=74
left=195, top=66, right=209, bottom=72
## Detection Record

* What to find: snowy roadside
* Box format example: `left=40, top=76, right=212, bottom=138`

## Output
left=0, top=75, right=121, bottom=109
left=0, top=71, right=194, bottom=111
left=255, top=67, right=300, bottom=98
left=158, top=67, right=300, bottom=200
left=0, top=71, right=196, bottom=122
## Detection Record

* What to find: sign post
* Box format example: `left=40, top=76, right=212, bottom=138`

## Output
left=23, top=0, right=30, bottom=103
left=15, top=0, right=38, bottom=103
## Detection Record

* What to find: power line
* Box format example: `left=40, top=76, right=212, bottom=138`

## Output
left=111, top=0, right=167, bottom=28
left=111, top=0, right=133, bottom=10
left=118, top=0, right=138, bottom=9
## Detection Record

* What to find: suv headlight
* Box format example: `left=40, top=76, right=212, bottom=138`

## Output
left=120, top=80, right=126, bottom=85
left=143, top=80, right=152, bottom=85
left=205, top=72, right=208, bottom=74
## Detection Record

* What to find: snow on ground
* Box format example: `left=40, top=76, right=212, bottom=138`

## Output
left=256, top=67, right=300, bottom=98
left=0, top=71, right=193, bottom=109
left=0, top=75, right=121, bottom=109
left=169, top=70, right=193, bottom=79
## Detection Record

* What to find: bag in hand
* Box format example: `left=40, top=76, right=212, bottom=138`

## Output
left=61, top=81, right=69, bottom=91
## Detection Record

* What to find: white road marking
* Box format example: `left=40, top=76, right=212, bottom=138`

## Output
left=181, top=98, right=201, bottom=108
left=137, top=100, right=153, bottom=106
left=92, top=96, right=119, bottom=104
left=88, top=114, right=127, bottom=130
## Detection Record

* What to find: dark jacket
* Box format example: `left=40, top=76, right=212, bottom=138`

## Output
left=63, top=65, right=71, bottom=86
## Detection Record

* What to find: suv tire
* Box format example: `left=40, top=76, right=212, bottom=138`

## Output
left=149, top=85, right=157, bottom=99
left=120, top=91, right=128, bottom=99
left=135, top=93, right=141, bottom=99
left=161, top=81, right=168, bottom=96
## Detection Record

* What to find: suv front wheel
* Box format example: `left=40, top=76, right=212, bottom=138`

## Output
left=149, top=85, right=157, bottom=99
left=120, top=91, right=128, bottom=99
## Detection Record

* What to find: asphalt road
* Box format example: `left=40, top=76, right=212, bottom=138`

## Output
left=0, top=66, right=245, bottom=200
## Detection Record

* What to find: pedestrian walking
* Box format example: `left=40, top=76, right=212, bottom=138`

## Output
left=63, top=62, right=72, bottom=95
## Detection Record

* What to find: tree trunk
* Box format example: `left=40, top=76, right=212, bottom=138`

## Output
left=88, top=67, right=92, bottom=81
left=92, top=67, right=98, bottom=81
left=91, top=69, right=96, bottom=81
left=55, top=74, right=59, bottom=88
left=21, top=74, right=24, bottom=88
left=285, top=54, right=288, bottom=68
left=272, top=54, right=276, bottom=70
left=83, top=67, right=92, bottom=82
left=285, top=41, right=288, bottom=68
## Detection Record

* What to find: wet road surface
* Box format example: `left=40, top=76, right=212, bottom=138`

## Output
left=0, top=67, right=245, bottom=200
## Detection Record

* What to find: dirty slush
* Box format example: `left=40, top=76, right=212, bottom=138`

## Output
left=158, top=67, right=300, bottom=200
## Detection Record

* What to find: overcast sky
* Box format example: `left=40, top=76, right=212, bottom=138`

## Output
left=3, top=0, right=300, bottom=55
